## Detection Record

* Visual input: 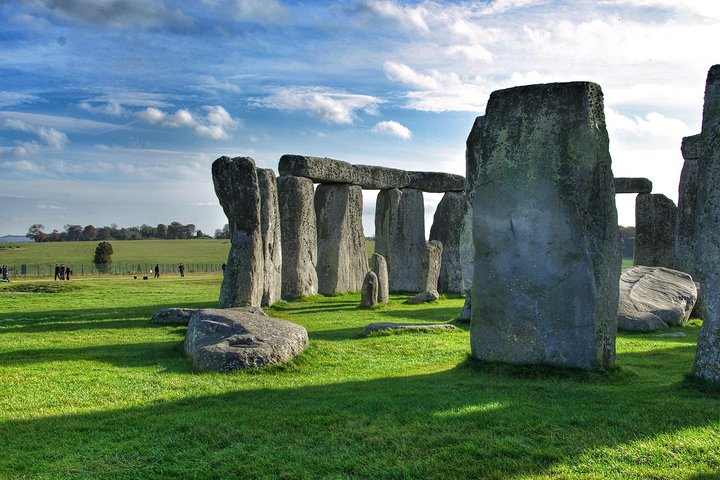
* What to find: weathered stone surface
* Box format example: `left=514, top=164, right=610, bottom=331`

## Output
left=151, top=308, right=195, bottom=325
left=372, top=253, right=389, bottom=304
left=614, top=177, right=652, bottom=194
left=458, top=296, right=471, bottom=323
left=618, top=266, right=697, bottom=331
left=634, top=193, right=677, bottom=268
left=470, top=81, right=621, bottom=371
left=405, top=289, right=440, bottom=304
left=360, top=271, right=379, bottom=308
left=184, top=308, right=307, bottom=372
left=419, top=240, right=443, bottom=292
left=430, top=192, right=470, bottom=292
left=277, top=175, right=318, bottom=298
left=212, top=156, right=264, bottom=308
left=362, top=321, right=456, bottom=335
left=279, top=154, right=464, bottom=192
left=466, top=116, right=485, bottom=190
left=692, top=65, right=720, bottom=384
left=459, top=193, right=475, bottom=294
left=408, top=172, right=466, bottom=192
left=257, top=168, right=282, bottom=307
left=681, top=134, right=702, bottom=160
left=315, top=184, right=368, bottom=294
left=375, top=188, right=426, bottom=292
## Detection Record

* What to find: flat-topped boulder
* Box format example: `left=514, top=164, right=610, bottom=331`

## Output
left=614, top=177, right=652, bottom=194
left=362, top=322, right=456, bottom=335
left=618, top=266, right=697, bottom=331
left=151, top=308, right=196, bottom=326
left=279, top=154, right=465, bottom=192
left=184, top=308, right=308, bottom=372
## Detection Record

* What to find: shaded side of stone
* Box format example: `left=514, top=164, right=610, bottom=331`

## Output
left=360, top=271, right=379, bottom=308
left=466, top=116, right=485, bottom=190
left=212, top=156, right=264, bottom=307
left=418, top=240, right=443, bottom=292
left=614, top=177, right=652, bottom=194
left=405, top=289, right=440, bottom=304
left=675, top=136, right=702, bottom=277
left=151, top=308, right=196, bottom=326
left=408, top=172, right=466, bottom=192
left=459, top=193, right=475, bottom=294
left=470, top=81, right=621, bottom=371
left=184, top=308, right=308, bottom=372
left=429, top=191, right=470, bottom=292
left=257, top=168, right=282, bottom=307
left=314, top=184, right=368, bottom=294
left=633, top=193, right=677, bottom=268
left=681, top=134, right=702, bottom=160
left=692, top=65, right=720, bottom=384
left=375, top=188, right=426, bottom=292
left=277, top=175, right=318, bottom=298
left=372, top=253, right=389, bottom=304
left=458, top=296, right=471, bottom=323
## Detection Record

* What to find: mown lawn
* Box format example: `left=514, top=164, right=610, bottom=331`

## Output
left=0, top=274, right=718, bottom=479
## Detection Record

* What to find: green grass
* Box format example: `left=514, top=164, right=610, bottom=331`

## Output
left=1, top=275, right=719, bottom=479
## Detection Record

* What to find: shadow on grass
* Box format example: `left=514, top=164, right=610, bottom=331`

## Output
left=1, top=358, right=718, bottom=479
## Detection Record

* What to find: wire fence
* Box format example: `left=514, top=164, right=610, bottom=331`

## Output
left=1, top=263, right=225, bottom=278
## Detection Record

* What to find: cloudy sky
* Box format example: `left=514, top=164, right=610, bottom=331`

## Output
left=0, top=0, right=717, bottom=238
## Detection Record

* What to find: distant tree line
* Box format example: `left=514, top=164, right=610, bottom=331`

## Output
left=26, top=222, right=212, bottom=242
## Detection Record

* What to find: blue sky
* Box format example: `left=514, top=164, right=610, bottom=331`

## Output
left=0, top=0, right=718, bottom=237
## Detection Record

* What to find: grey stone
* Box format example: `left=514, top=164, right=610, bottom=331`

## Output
left=458, top=295, right=471, bottom=323
left=459, top=193, right=475, bottom=294
left=681, top=134, right=702, bottom=160
left=692, top=65, right=720, bottom=384
left=151, top=308, right=196, bottom=326
left=212, top=156, right=264, bottom=308
left=184, top=308, right=307, bottom=372
left=618, top=266, right=697, bottom=331
left=314, top=184, right=368, bottom=294
left=362, top=321, right=456, bottom=335
left=372, top=253, right=389, bottom=304
left=614, top=177, right=652, bottom=194
left=634, top=193, right=677, bottom=268
left=419, top=240, right=443, bottom=292
left=360, top=271, right=379, bottom=308
left=469, top=81, right=621, bottom=371
left=466, top=116, right=485, bottom=190
left=257, top=168, right=282, bottom=307
left=375, top=188, right=426, bottom=292
left=405, top=289, right=440, bottom=304
left=277, top=175, right=318, bottom=298
left=408, top=172, right=466, bottom=192
left=430, top=191, right=470, bottom=292
left=352, top=164, right=411, bottom=190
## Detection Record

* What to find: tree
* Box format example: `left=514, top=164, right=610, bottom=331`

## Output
left=156, top=224, right=168, bottom=239
left=214, top=224, right=230, bottom=239
left=26, top=224, right=46, bottom=242
left=82, top=225, right=96, bottom=241
left=64, top=224, right=83, bottom=241
left=93, top=241, right=114, bottom=273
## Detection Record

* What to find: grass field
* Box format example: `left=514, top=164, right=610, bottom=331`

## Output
left=0, top=274, right=718, bottom=479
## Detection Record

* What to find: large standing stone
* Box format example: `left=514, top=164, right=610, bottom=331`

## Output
left=375, top=188, right=426, bottom=292
left=691, top=65, right=720, bottom=384
left=314, top=183, right=368, bottom=294
left=184, top=308, right=308, bottom=372
left=360, top=271, right=379, bottom=308
left=419, top=240, right=443, bottom=292
left=618, top=266, right=697, bottom=331
left=675, top=134, right=702, bottom=277
left=372, top=253, right=389, bottom=304
left=277, top=175, right=318, bottom=298
left=469, top=81, right=621, bottom=371
left=633, top=193, right=677, bottom=268
left=430, top=192, right=470, bottom=292
left=212, top=156, right=264, bottom=307
left=257, top=168, right=282, bottom=307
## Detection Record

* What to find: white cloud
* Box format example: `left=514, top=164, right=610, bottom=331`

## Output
left=361, top=0, right=430, bottom=33
left=2, top=119, right=69, bottom=151
left=0, top=92, right=40, bottom=108
left=37, top=127, right=69, bottom=150
left=444, top=44, right=493, bottom=62
left=197, top=76, right=242, bottom=94
left=1, top=159, right=37, bottom=171
left=137, top=105, right=240, bottom=140
left=231, top=0, right=288, bottom=22
left=384, top=61, right=443, bottom=90
left=372, top=121, right=412, bottom=140
left=258, top=87, right=383, bottom=124
left=137, top=107, right=167, bottom=124
left=606, top=108, right=692, bottom=148
left=79, top=100, right=128, bottom=116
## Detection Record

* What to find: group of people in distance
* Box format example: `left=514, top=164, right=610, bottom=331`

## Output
left=54, top=264, right=71, bottom=281
left=153, top=263, right=185, bottom=278
left=1, top=265, right=9, bottom=282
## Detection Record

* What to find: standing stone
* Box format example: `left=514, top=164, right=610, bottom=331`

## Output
left=375, top=188, right=426, bottom=292
left=691, top=65, right=720, bottom=384
left=372, top=253, right=389, bottom=304
left=257, top=168, right=282, bottom=307
left=459, top=191, right=475, bottom=295
left=314, top=184, right=368, bottom=294
left=419, top=240, right=443, bottom=292
left=430, top=191, right=470, bottom=292
left=469, top=81, right=621, bottom=371
left=360, top=271, right=379, bottom=308
left=633, top=193, right=677, bottom=268
left=675, top=134, right=702, bottom=276
left=277, top=175, right=318, bottom=298
left=212, top=156, right=264, bottom=307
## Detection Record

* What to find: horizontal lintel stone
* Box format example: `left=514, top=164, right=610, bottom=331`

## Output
left=614, top=177, right=652, bottom=194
